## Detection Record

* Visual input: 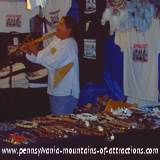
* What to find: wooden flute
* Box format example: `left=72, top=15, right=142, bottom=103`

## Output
left=8, top=32, right=56, bottom=55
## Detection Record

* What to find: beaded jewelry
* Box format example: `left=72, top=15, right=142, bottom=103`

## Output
left=3, top=133, right=28, bottom=145
left=21, top=131, right=37, bottom=143
left=0, top=122, right=16, bottom=131
left=71, top=113, right=98, bottom=121
left=15, top=120, right=38, bottom=128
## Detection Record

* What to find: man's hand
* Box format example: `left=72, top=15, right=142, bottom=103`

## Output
left=20, top=39, right=39, bottom=55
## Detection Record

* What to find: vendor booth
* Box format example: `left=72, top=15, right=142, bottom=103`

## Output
left=0, top=0, right=160, bottom=159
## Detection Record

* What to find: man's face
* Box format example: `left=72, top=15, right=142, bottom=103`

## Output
left=56, top=18, right=71, bottom=39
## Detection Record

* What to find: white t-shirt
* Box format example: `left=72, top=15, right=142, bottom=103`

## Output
left=0, top=0, right=71, bottom=33
left=0, top=1, right=39, bottom=33
left=42, top=0, right=72, bottom=32
left=26, top=36, right=80, bottom=99
left=115, top=19, right=160, bottom=102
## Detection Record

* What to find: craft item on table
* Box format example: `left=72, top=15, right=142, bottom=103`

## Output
left=100, top=120, right=128, bottom=133
left=33, top=124, right=78, bottom=139
left=77, top=103, right=100, bottom=114
left=97, top=125, right=104, bottom=132
left=152, top=107, right=160, bottom=118
left=140, top=106, right=154, bottom=113
left=33, top=127, right=62, bottom=139
left=21, top=131, right=37, bottom=143
left=33, top=116, right=58, bottom=125
left=77, top=103, right=100, bottom=113
left=59, top=127, right=77, bottom=135
left=3, top=133, right=28, bottom=145
left=128, top=113, right=151, bottom=129
left=107, top=134, right=115, bottom=141
left=15, top=120, right=38, bottom=128
left=33, top=117, right=80, bottom=139
left=75, top=122, right=108, bottom=137
left=99, top=113, right=134, bottom=132
left=110, top=107, right=133, bottom=118
left=96, top=95, right=110, bottom=111
left=73, top=120, right=109, bottom=136
left=46, top=114, right=78, bottom=124
left=151, top=117, right=160, bottom=128
left=0, top=123, right=16, bottom=131
left=84, top=120, right=90, bottom=128
left=33, top=115, right=109, bottom=138
left=3, top=131, right=37, bottom=145
left=138, top=113, right=160, bottom=129
left=71, top=113, right=98, bottom=121
left=104, top=99, right=137, bottom=113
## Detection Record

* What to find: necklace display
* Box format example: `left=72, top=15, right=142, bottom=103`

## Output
left=4, top=133, right=27, bottom=145
left=3, top=131, right=37, bottom=145
left=0, top=122, right=16, bottom=131
left=15, top=120, right=38, bottom=128
left=0, top=104, right=158, bottom=145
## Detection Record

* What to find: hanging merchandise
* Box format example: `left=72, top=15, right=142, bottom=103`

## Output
left=78, top=0, right=106, bottom=84
left=42, top=0, right=72, bottom=33
left=101, top=0, right=156, bottom=34
left=0, top=1, right=39, bottom=33
left=107, top=0, right=127, bottom=11
left=84, top=0, right=96, bottom=14
left=26, top=0, right=48, bottom=10
left=125, top=0, right=155, bottom=32
left=115, top=18, right=160, bottom=102
left=101, top=0, right=128, bottom=35
left=0, top=122, right=16, bottom=131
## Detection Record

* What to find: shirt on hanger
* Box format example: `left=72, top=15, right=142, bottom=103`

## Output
left=115, top=19, right=160, bottom=102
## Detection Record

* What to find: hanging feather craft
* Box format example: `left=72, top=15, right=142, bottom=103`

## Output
left=101, top=0, right=128, bottom=34
left=126, top=0, right=155, bottom=32
left=107, top=0, right=127, bottom=11
left=101, top=0, right=156, bottom=34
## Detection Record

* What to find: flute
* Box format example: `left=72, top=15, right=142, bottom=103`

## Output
left=8, top=32, right=56, bottom=55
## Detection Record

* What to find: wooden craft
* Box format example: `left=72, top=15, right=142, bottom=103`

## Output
left=8, top=32, right=56, bottom=55
left=104, top=99, right=137, bottom=113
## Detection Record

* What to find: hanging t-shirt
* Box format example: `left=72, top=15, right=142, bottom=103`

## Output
left=42, top=0, right=71, bottom=33
left=0, top=1, right=38, bottom=33
left=115, top=19, right=160, bottom=102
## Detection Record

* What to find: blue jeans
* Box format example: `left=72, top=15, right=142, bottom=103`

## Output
left=49, top=95, right=78, bottom=115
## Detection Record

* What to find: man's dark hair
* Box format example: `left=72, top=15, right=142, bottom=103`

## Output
left=62, top=16, right=77, bottom=37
